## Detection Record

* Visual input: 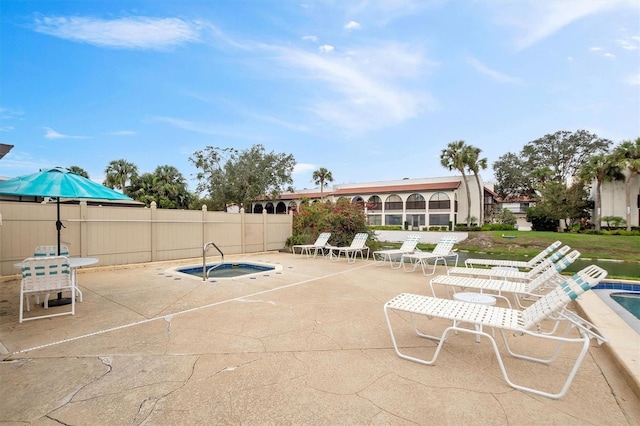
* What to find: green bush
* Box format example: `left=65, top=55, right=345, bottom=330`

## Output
left=481, top=223, right=516, bottom=231
left=291, top=199, right=379, bottom=250
left=526, top=206, right=558, bottom=232
left=370, top=225, right=402, bottom=231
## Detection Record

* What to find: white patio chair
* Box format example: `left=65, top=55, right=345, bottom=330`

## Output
left=34, top=244, right=82, bottom=302
left=430, top=261, right=573, bottom=309
left=464, top=240, right=562, bottom=269
left=327, top=233, right=370, bottom=263
left=19, top=256, right=76, bottom=323
left=401, top=236, right=458, bottom=275
left=446, top=245, right=573, bottom=281
left=373, top=234, right=421, bottom=269
left=384, top=264, right=608, bottom=399
left=292, top=232, right=331, bottom=259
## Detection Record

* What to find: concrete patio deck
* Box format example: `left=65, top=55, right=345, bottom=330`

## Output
left=1, top=252, right=639, bottom=425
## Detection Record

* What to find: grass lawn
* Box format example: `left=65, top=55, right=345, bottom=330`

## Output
left=414, top=231, right=640, bottom=280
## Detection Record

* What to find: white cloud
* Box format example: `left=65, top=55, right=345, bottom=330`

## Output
left=603, top=52, right=616, bottom=58
left=590, top=47, right=603, bottom=52
left=616, top=37, right=639, bottom=50
left=627, top=73, right=640, bottom=86
left=32, top=16, right=204, bottom=50
left=318, top=45, right=334, bottom=53
left=293, top=163, right=316, bottom=175
left=44, top=127, right=89, bottom=139
left=151, top=116, right=268, bottom=141
left=493, top=1, right=619, bottom=50
left=466, top=57, right=523, bottom=85
left=344, top=21, right=361, bottom=30
left=271, top=43, right=435, bottom=134
left=302, top=35, right=318, bottom=42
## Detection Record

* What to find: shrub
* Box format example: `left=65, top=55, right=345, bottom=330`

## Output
left=526, top=206, right=558, bottom=232
left=291, top=199, right=378, bottom=249
left=481, top=223, right=516, bottom=231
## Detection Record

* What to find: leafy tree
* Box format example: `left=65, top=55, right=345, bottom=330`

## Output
left=613, top=137, right=640, bottom=231
left=441, top=140, right=472, bottom=226
left=312, top=167, right=333, bottom=200
left=190, top=144, right=296, bottom=211
left=129, top=165, right=193, bottom=209
left=492, top=153, right=535, bottom=198
left=104, top=159, right=138, bottom=194
left=521, top=130, right=612, bottom=183
left=496, top=208, right=517, bottom=226
left=494, top=130, right=612, bottom=198
left=578, top=153, right=621, bottom=230
left=68, top=166, right=89, bottom=178
left=465, top=145, right=487, bottom=224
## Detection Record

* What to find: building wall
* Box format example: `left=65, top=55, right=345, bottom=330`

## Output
left=0, top=201, right=293, bottom=276
left=595, top=175, right=640, bottom=227
left=254, top=175, right=486, bottom=229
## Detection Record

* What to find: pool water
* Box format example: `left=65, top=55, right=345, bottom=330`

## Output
left=177, top=262, right=275, bottom=278
left=611, top=293, right=640, bottom=320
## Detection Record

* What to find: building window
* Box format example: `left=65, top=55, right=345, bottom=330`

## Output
left=385, top=194, right=403, bottom=211
left=368, top=195, right=382, bottom=212
left=385, top=214, right=403, bottom=226
left=276, top=202, right=287, bottom=214
left=406, top=214, right=425, bottom=227
left=253, top=204, right=263, bottom=213
left=265, top=202, right=274, bottom=214
left=367, top=214, right=382, bottom=225
left=429, top=213, right=449, bottom=226
left=406, top=193, right=426, bottom=210
left=428, top=192, right=450, bottom=210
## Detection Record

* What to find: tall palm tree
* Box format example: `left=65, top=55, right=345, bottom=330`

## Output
left=441, top=141, right=472, bottom=226
left=578, top=153, right=620, bottom=230
left=312, top=167, right=333, bottom=200
left=613, top=138, right=640, bottom=231
left=68, top=165, right=89, bottom=178
left=104, top=159, right=138, bottom=194
left=465, top=145, right=488, bottom=225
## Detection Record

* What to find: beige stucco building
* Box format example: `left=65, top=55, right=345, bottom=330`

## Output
left=593, top=176, right=640, bottom=228
left=252, top=176, right=493, bottom=230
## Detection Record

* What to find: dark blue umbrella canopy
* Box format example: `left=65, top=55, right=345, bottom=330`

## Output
left=0, top=167, right=132, bottom=200
left=0, top=167, right=133, bottom=254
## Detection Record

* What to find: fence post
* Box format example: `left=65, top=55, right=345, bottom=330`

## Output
left=79, top=201, right=88, bottom=257
left=240, top=205, right=246, bottom=253
left=263, top=209, right=268, bottom=252
left=151, top=201, right=157, bottom=262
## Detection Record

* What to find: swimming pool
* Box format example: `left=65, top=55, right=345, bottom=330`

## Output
left=168, top=261, right=282, bottom=281
left=593, top=280, right=640, bottom=334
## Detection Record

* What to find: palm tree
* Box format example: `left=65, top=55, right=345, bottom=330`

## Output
left=68, top=165, right=89, bottom=178
left=312, top=167, right=333, bottom=200
left=578, top=153, right=620, bottom=230
left=104, top=159, right=138, bottom=194
left=613, top=138, right=640, bottom=231
left=465, top=145, right=487, bottom=225
left=441, top=141, right=472, bottom=226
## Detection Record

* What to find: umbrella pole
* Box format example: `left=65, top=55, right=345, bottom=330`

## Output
left=49, top=197, right=72, bottom=306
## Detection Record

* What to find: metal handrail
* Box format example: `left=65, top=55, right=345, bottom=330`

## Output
left=203, top=241, right=224, bottom=281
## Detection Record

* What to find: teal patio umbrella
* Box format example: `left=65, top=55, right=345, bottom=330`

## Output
left=0, top=167, right=133, bottom=255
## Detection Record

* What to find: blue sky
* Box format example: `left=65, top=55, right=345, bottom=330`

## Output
left=1, top=0, right=639, bottom=192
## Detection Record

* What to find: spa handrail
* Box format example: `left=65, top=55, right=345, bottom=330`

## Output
left=203, top=241, right=224, bottom=281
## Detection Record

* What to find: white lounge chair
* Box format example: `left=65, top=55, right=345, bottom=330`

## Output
left=401, top=236, right=458, bottom=275
left=327, top=233, right=370, bottom=263
left=292, top=232, right=331, bottom=259
left=446, top=245, right=573, bottom=281
left=373, top=234, right=421, bottom=269
left=430, top=264, right=570, bottom=308
left=384, top=265, right=608, bottom=399
left=464, top=240, right=562, bottom=269
left=19, top=256, right=76, bottom=323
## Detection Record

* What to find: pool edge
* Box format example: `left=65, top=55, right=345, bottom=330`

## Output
left=576, top=291, right=640, bottom=401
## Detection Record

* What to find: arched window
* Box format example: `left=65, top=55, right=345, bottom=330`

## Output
left=368, top=195, right=382, bottom=211
left=384, top=194, right=403, bottom=210
left=276, top=202, right=287, bottom=214
left=406, top=193, right=426, bottom=210
left=253, top=204, right=263, bottom=213
left=429, top=192, right=450, bottom=210
left=351, top=196, right=365, bottom=209
left=265, top=202, right=274, bottom=214
left=287, top=201, right=297, bottom=214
